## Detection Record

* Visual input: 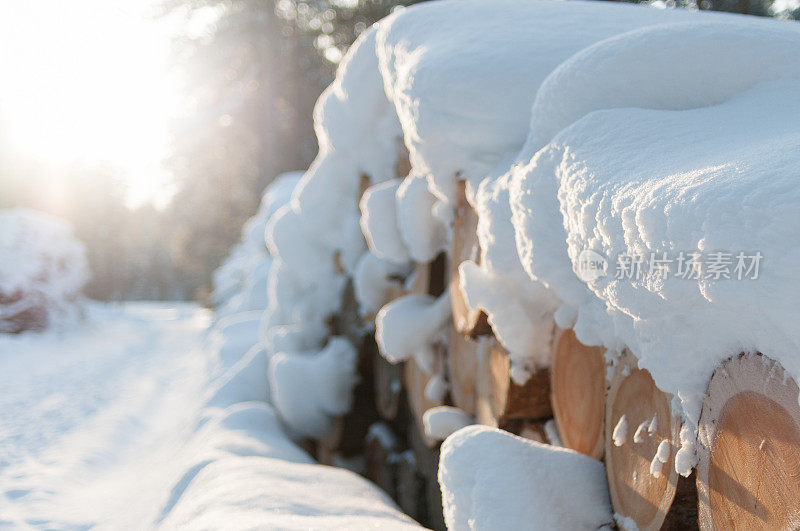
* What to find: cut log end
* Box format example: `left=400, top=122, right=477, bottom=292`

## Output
left=475, top=339, right=552, bottom=429
left=697, top=353, right=800, bottom=530
left=605, top=350, right=685, bottom=531
left=550, top=328, right=606, bottom=459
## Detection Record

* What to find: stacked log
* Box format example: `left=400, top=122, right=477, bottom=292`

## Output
left=696, top=353, right=800, bottom=530
left=449, top=180, right=490, bottom=337
left=550, top=328, right=606, bottom=459
left=475, top=338, right=553, bottom=432
left=604, top=350, right=697, bottom=530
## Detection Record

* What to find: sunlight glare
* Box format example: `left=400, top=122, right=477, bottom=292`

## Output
left=0, top=0, right=180, bottom=207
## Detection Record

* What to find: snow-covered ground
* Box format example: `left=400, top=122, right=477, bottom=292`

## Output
left=0, top=303, right=211, bottom=528
left=0, top=302, right=418, bottom=529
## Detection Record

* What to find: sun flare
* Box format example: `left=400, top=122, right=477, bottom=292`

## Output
left=0, top=0, right=179, bottom=207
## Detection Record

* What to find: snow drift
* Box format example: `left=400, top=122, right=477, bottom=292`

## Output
left=438, top=425, right=612, bottom=530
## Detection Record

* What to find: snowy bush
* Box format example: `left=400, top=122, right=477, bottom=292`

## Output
left=0, top=208, right=88, bottom=333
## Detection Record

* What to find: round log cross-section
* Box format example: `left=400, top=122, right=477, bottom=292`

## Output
left=697, top=353, right=800, bottom=530
left=605, top=350, right=686, bottom=530
left=551, top=328, right=607, bottom=459
left=475, top=339, right=552, bottom=430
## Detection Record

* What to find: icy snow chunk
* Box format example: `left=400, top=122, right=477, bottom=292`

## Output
left=612, top=415, right=628, bottom=447
left=615, top=513, right=640, bottom=531
left=360, top=179, right=411, bottom=264
left=633, top=419, right=651, bottom=444
left=649, top=440, right=671, bottom=479
left=439, top=425, right=612, bottom=530
left=375, top=292, right=451, bottom=373
left=423, top=406, right=473, bottom=442
left=268, top=337, right=358, bottom=440
left=648, top=414, right=658, bottom=435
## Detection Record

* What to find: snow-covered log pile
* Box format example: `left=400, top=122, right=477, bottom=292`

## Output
left=210, top=1, right=800, bottom=528
left=507, top=19, right=800, bottom=529
left=212, top=171, right=302, bottom=318
left=0, top=208, right=88, bottom=333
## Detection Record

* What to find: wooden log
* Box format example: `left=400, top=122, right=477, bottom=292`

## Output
left=408, top=262, right=431, bottom=297
left=475, top=339, right=552, bottom=430
left=550, top=327, right=607, bottom=459
left=696, top=353, right=800, bottom=530
left=373, top=343, right=403, bottom=421
left=605, top=349, right=694, bottom=531
left=449, top=180, right=491, bottom=337
left=395, top=450, right=425, bottom=523
left=395, top=140, right=412, bottom=179
left=428, top=251, right=448, bottom=298
left=317, top=332, right=381, bottom=459
left=316, top=416, right=344, bottom=466
left=447, top=327, right=479, bottom=416
left=364, top=422, right=398, bottom=499
left=404, top=351, right=446, bottom=448
left=405, top=404, right=446, bottom=531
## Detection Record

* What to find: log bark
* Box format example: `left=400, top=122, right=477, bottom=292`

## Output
left=605, top=349, right=688, bottom=531
left=447, top=327, right=479, bottom=416
left=697, top=353, right=800, bottom=530
left=449, top=180, right=491, bottom=337
left=550, top=328, right=606, bottom=459
left=475, top=339, right=552, bottom=430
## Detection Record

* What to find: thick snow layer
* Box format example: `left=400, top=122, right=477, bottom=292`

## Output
left=438, top=425, right=612, bottom=530
left=0, top=302, right=418, bottom=529
left=375, top=292, right=451, bottom=373
left=0, top=208, right=88, bottom=332
left=377, top=0, right=705, bottom=203
left=509, top=20, right=800, bottom=474
left=268, top=337, right=358, bottom=439
left=373, top=0, right=737, bottom=381
left=461, top=174, right=560, bottom=382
